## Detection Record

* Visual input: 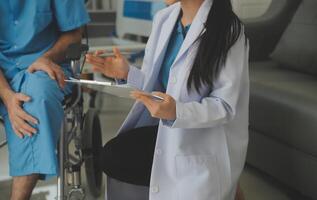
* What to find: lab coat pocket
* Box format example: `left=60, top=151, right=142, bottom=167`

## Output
left=175, top=155, right=220, bottom=200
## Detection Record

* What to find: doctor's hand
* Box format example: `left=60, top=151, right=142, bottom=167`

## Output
left=3, top=91, right=38, bottom=139
left=28, top=57, right=66, bottom=88
left=86, top=48, right=129, bottom=80
left=130, top=91, right=176, bottom=120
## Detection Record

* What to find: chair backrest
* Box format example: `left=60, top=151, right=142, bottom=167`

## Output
left=244, top=0, right=302, bottom=61
left=271, top=0, right=317, bottom=75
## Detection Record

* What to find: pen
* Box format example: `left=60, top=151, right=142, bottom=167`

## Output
left=132, top=91, right=165, bottom=102
left=150, top=94, right=165, bottom=101
left=98, top=52, right=133, bottom=58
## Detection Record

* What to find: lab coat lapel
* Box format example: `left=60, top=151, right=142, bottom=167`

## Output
left=172, top=0, right=213, bottom=67
left=152, top=4, right=180, bottom=69
left=143, top=4, right=181, bottom=92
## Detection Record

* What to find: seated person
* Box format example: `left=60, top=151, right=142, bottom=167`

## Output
left=0, top=1, right=89, bottom=199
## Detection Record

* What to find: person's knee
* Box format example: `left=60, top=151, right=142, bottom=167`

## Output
left=24, top=71, right=64, bottom=102
left=21, top=71, right=65, bottom=125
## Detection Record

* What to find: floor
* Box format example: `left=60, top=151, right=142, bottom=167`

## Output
left=0, top=93, right=313, bottom=200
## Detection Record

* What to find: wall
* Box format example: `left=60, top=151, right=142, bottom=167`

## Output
left=87, top=0, right=117, bottom=11
left=234, top=0, right=272, bottom=18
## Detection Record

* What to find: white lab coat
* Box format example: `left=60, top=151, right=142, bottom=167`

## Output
left=118, top=0, right=249, bottom=199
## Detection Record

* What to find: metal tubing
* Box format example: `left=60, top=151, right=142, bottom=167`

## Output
left=57, top=58, right=84, bottom=199
left=0, top=140, right=7, bottom=148
left=65, top=60, right=82, bottom=113
left=71, top=60, right=81, bottom=78
left=57, top=121, right=66, bottom=200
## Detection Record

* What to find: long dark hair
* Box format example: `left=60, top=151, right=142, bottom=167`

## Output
left=187, top=0, right=243, bottom=92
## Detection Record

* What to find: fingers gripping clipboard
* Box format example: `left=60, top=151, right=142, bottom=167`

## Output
left=65, top=78, right=164, bottom=101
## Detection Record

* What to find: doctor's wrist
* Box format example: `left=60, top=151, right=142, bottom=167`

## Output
left=117, top=67, right=129, bottom=80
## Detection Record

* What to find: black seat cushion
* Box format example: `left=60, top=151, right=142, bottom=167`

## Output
left=271, top=0, right=317, bottom=75
left=250, top=61, right=317, bottom=157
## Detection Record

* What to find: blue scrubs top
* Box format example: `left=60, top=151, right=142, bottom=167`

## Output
left=159, top=20, right=191, bottom=91
left=0, top=0, right=90, bottom=81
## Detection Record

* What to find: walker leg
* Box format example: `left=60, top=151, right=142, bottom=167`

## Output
left=57, top=120, right=66, bottom=200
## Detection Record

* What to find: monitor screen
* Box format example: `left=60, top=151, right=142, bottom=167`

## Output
left=123, top=0, right=166, bottom=21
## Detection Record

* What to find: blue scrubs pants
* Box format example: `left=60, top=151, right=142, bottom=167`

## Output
left=2, top=69, right=72, bottom=180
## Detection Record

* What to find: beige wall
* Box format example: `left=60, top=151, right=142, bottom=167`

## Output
left=234, top=0, right=272, bottom=18
left=89, top=0, right=272, bottom=19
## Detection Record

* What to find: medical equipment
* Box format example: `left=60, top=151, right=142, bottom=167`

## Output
left=86, top=0, right=164, bottom=55
left=116, top=0, right=166, bottom=38
left=57, top=43, right=103, bottom=200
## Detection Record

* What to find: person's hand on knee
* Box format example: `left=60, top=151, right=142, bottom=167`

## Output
left=3, top=91, right=38, bottom=139
left=28, top=57, right=66, bottom=88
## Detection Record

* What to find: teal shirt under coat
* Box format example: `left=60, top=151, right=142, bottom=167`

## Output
left=159, top=20, right=191, bottom=91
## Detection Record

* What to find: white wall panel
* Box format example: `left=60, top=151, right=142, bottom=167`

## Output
left=234, top=0, right=272, bottom=18
left=88, top=0, right=272, bottom=19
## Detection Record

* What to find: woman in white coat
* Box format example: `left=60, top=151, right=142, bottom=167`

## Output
left=86, top=0, right=249, bottom=199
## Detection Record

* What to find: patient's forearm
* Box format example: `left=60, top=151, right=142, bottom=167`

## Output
left=0, top=70, right=14, bottom=105
left=43, top=28, right=83, bottom=63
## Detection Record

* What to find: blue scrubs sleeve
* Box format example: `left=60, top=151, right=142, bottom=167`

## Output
left=52, top=0, right=90, bottom=32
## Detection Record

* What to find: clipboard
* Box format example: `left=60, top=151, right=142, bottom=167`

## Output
left=65, top=78, right=113, bottom=86
left=65, top=78, right=164, bottom=101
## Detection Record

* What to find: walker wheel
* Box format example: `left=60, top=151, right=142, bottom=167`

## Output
left=82, top=109, right=103, bottom=198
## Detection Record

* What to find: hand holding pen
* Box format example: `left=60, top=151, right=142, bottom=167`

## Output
left=130, top=91, right=177, bottom=121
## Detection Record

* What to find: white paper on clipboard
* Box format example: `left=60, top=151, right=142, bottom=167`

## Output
left=65, top=78, right=114, bottom=86
left=65, top=78, right=164, bottom=101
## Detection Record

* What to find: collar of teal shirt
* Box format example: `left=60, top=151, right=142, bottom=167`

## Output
left=176, top=16, right=191, bottom=38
